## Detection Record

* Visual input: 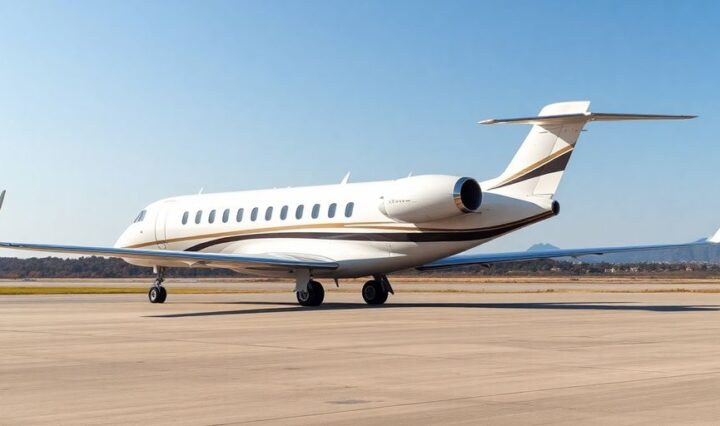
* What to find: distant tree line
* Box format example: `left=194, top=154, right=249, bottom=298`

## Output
left=1, top=256, right=719, bottom=279
left=0, top=257, right=247, bottom=279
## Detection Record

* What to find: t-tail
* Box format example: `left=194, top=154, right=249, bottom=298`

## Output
left=482, top=101, right=695, bottom=198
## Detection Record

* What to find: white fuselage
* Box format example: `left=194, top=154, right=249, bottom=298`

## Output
left=114, top=175, right=557, bottom=278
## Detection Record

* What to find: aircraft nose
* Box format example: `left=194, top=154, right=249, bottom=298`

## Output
left=114, top=228, right=133, bottom=249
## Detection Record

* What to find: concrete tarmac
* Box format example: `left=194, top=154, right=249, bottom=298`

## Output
left=2, top=285, right=720, bottom=425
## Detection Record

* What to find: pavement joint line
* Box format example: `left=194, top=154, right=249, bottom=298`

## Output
left=0, top=327, right=464, bottom=362
left=213, top=370, right=720, bottom=425
left=8, top=329, right=466, bottom=361
left=501, top=358, right=677, bottom=375
left=0, top=328, right=108, bottom=337
left=147, top=339, right=466, bottom=361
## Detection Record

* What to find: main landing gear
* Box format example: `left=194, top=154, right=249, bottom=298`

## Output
left=362, top=275, right=394, bottom=305
left=293, top=274, right=394, bottom=307
left=148, top=267, right=167, bottom=304
left=296, top=280, right=325, bottom=307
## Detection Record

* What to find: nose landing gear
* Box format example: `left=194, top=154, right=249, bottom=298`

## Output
left=148, top=267, right=167, bottom=304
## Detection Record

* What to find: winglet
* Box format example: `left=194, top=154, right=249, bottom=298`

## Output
left=0, top=190, right=5, bottom=212
left=708, top=227, right=720, bottom=244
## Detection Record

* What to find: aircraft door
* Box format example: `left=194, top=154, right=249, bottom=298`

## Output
left=154, top=201, right=172, bottom=249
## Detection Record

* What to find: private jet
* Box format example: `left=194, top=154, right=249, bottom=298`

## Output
left=2, top=101, right=717, bottom=306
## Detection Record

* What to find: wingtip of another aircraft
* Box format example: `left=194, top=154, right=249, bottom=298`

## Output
left=708, top=227, right=720, bottom=244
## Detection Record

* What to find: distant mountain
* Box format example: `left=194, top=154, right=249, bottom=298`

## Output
left=526, top=240, right=720, bottom=264
left=526, top=243, right=560, bottom=252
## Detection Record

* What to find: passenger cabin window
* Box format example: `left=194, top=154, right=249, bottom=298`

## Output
left=222, top=209, right=230, bottom=223
left=328, top=203, right=337, bottom=218
left=345, top=202, right=354, bottom=218
left=195, top=210, right=203, bottom=224
left=251, top=207, right=258, bottom=221
left=182, top=211, right=189, bottom=225
left=280, top=205, right=288, bottom=220
left=311, top=204, right=320, bottom=219
left=208, top=209, right=216, bottom=224
left=133, top=210, right=147, bottom=223
left=265, top=206, right=273, bottom=221
left=295, top=205, right=304, bottom=220
left=236, top=208, right=244, bottom=222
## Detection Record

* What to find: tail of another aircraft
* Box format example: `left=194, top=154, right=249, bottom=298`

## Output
left=482, top=101, right=695, bottom=198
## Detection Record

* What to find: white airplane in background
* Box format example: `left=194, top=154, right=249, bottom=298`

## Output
left=2, top=101, right=718, bottom=306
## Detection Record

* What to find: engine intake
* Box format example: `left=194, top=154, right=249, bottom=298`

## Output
left=380, top=175, right=482, bottom=223
left=454, top=177, right=482, bottom=212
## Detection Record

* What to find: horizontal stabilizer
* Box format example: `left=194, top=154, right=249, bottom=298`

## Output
left=480, top=112, right=696, bottom=126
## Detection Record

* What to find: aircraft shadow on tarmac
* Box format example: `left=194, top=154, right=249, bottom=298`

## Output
left=147, top=301, right=720, bottom=318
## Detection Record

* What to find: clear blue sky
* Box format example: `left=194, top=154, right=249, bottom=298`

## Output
left=1, top=0, right=719, bottom=257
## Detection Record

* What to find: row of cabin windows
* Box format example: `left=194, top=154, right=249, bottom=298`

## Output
left=180, top=202, right=355, bottom=225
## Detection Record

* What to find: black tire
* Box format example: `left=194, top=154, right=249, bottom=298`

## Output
left=296, top=280, right=325, bottom=306
left=148, top=286, right=163, bottom=303
left=157, top=286, right=167, bottom=303
left=362, top=280, right=388, bottom=305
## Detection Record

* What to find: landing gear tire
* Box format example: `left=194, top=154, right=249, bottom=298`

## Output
left=148, top=267, right=167, bottom=304
left=296, top=280, right=324, bottom=307
left=362, top=280, right=388, bottom=305
left=148, top=285, right=167, bottom=304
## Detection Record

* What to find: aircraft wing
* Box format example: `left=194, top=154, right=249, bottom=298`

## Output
left=418, top=228, right=720, bottom=270
left=0, top=242, right=338, bottom=271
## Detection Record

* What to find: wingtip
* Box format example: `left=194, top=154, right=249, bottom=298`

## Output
left=708, top=227, right=720, bottom=244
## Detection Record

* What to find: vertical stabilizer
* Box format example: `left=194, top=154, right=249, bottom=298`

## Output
left=486, top=101, right=590, bottom=198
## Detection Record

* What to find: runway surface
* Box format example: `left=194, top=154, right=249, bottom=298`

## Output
left=2, top=283, right=720, bottom=425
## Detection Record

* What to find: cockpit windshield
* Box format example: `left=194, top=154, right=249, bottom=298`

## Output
left=133, top=210, right=147, bottom=223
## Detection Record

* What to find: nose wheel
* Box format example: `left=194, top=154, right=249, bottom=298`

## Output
left=148, top=268, right=167, bottom=304
left=148, top=283, right=167, bottom=303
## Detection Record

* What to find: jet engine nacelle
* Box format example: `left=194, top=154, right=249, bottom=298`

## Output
left=379, top=175, right=482, bottom=223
